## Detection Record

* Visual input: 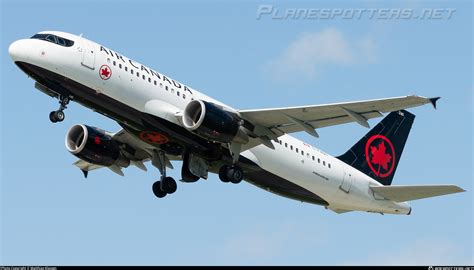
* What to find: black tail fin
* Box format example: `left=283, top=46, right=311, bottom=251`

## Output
left=337, top=110, right=415, bottom=186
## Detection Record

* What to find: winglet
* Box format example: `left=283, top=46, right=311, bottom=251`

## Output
left=429, top=97, right=441, bottom=109
left=81, top=169, right=88, bottom=178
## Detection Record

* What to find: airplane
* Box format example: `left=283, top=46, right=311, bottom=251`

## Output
left=8, top=31, right=465, bottom=215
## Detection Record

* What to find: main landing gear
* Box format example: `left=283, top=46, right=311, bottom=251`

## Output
left=218, top=142, right=244, bottom=184
left=152, top=176, right=177, bottom=198
left=150, top=149, right=244, bottom=198
left=49, top=95, right=71, bottom=123
left=218, top=165, right=243, bottom=184
left=151, top=150, right=177, bottom=199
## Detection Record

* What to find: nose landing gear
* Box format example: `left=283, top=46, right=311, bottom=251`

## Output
left=49, top=95, right=71, bottom=123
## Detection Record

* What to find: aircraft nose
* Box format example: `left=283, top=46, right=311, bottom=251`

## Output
left=9, top=40, right=27, bottom=61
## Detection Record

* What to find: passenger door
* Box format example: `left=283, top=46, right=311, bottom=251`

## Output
left=340, top=169, right=353, bottom=193
left=81, top=38, right=96, bottom=70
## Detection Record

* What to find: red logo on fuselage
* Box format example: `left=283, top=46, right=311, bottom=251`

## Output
left=139, top=131, right=169, bottom=145
left=365, top=135, right=396, bottom=178
left=99, top=65, right=112, bottom=80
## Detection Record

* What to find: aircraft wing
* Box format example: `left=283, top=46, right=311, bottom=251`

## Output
left=239, top=95, right=439, bottom=138
left=72, top=128, right=177, bottom=178
left=370, top=185, right=465, bottom=202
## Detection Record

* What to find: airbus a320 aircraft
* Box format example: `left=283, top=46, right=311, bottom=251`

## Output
left=9, top=31, right=464, bottom=215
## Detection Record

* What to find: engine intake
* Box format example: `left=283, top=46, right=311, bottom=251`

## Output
left=65, top=124, right=128, bottom=167
left=183, top=100, right=248, bottom=144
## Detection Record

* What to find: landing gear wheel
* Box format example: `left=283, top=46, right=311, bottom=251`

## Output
left=55, top=110, right=65, bottom=122
left=49, top=110, right=65, bottom=123
left=228, top=166, right=243, bottom=184
left=162, top=177, right=177, bottom=194
left=152, top=181, right=167, bottom=198
left=49, top=95, right=71, bottom=123
left=219, top=165, right=243, bottom=184
left=219, top=165, right=230, bottom=183
left=49, top=111, right=58, bottom=123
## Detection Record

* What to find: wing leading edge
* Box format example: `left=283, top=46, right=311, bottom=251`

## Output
left=239, top=95, right=439, bottom=138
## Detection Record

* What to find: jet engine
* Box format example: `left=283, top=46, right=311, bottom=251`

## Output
left=65, top=124, right=129, bottom=167
left=182, top=100, right=249, bottom=144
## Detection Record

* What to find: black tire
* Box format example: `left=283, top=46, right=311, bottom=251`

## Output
left=49, top=111, right=58, bottom=123
left=162, top=177, right=177, bottom=194
left=219, top=165, right=230, bottom=183
left=228, top=166, right=243, bottom=184
left=55, top=111, right=65, bottom=122
left=152, top=181, right=167, bottom=198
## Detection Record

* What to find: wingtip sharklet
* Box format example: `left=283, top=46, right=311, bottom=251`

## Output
left=429, top=97, right=441, bottom=109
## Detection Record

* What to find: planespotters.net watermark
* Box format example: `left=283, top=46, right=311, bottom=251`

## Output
left=256, top=5, right=456, bottom=20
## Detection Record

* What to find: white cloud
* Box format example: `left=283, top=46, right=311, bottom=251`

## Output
left=264, top=28, right=377, bottom=80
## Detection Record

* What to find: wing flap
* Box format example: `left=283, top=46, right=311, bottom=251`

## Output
left=370, top=185, right=465, bottom=202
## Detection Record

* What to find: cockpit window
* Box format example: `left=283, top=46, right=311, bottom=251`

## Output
left=57, top=37, right=66, bottom=46
left=31, top=33, right=74, bottom=47
left=45, top=35, right=56, bottom=43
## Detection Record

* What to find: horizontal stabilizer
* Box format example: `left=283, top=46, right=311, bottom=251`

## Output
left=370, top=185, right=465, bottom=202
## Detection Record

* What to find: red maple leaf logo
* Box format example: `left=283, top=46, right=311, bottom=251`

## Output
left=139, top=131, right=169, bottom=144
left=370, top=141, right=392, bottom=176
left=99, top=65, right=112, bottom=80
left=101, top=67, right=110, bottom=77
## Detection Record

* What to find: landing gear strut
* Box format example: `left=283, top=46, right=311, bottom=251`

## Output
left=219, top=165, right=243, bottom=184
left=151, top=150, right=177, bottom=199
left=49, top=95, right=71, bottom=123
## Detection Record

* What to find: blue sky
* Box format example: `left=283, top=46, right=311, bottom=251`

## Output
left=1, top=0, right=472, bottom=266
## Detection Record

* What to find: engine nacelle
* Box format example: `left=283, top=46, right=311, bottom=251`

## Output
left=65, top=124, right=128, bottom=167
left=182, top=100, right=248, bottom=144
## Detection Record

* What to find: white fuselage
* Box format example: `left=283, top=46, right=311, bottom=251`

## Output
left=9, top=31, right=411, bottom=215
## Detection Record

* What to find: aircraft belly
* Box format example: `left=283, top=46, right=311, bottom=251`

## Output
left=247, top=144, right=336, bottom=205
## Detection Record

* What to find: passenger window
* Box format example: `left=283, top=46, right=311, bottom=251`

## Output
left=113, top=61, right=116, bottom=66
left=125, top=66, right=128, bottom=71
left=318, top=158, right=320, bottom=163
left=183, top=94, right=186, bottom=99
left=285, top=143, right=288, bottom=148
left=296, top=148, right=299, bottom=153
left=131, top=69, right=134, bottom=74
left=323, top=161, right=326, bottom=166
left=160, top=83, right=163, bottom=88
left=165, top=86, right=168, bottom=91
left=328, top=163, right=331, bottom=168
left=148, top=77, right=151, bottom=83
left=312, top=156, right=315, bottom=161
left=177, top=91, right=180, bottom=96
left=290, top=145, right=293, bottom=150
left=137, top=72, right=140, bottom=77
left=119, top=63, right=122, bottom=69
left=301, top=150, right=304, bottom=156
left=142, top=75, right=145, bottom=80
left=154, top=80, right=157, bottom=85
